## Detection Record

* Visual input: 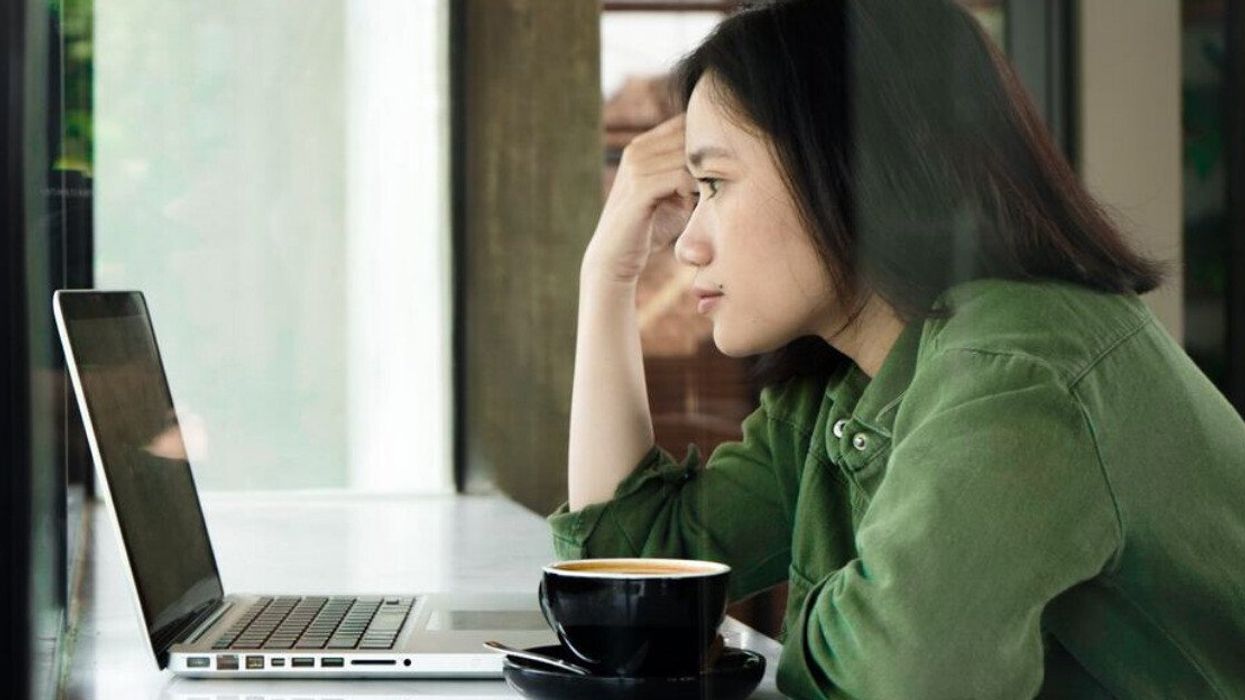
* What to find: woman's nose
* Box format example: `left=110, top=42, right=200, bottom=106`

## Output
left=673, top=215, right=711, bottom=267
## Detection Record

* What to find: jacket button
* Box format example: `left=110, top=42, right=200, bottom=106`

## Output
left=852, top=433, right=869, bottom=451
left=833, top=419, right=848, bottom=439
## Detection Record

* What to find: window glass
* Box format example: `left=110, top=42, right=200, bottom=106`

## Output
left=94, top=0, right=452, bottom=491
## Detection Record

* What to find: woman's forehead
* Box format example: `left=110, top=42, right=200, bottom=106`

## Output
left=685, top=75, right=733, bottom=135
left=685, top=75, right=767, bottom=166
left=687, top=73, right=771, bottom=165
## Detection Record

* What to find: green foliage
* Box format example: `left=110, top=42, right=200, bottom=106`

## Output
left=51, top=0, right=93, bottom=174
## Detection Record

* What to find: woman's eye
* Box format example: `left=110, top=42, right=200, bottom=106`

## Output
left=695, top=177, right=721, bottom=200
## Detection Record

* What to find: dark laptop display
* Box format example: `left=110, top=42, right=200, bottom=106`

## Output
left=57, top=292, right=224, bottom=661
left=55, top=290, right=557, bottom=678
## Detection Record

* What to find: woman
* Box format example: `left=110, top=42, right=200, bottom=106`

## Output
left=548, top=0, right=1245, bottom=697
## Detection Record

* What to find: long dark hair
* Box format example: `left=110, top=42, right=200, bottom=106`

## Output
left=672, top=0, right=1165, bottom=387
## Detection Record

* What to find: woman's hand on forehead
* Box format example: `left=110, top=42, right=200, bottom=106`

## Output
left=585, top=114, right=697, bottom=283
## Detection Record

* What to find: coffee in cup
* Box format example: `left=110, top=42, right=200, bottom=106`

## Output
left=537, top=557, right=731, bottom=677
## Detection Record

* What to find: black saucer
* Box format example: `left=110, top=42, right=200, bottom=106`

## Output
left=501, top=644, right=766, bottom=700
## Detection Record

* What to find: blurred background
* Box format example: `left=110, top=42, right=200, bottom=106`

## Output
left=3, top=0, right=1241, bottom=695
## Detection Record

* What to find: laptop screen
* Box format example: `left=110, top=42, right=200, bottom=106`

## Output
left=56, top=292, right=223, bottom=662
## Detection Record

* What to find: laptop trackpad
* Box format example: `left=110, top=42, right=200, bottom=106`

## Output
left=424, top=610, right=549, bottom=631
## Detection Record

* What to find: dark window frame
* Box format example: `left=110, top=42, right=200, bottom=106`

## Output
left=3, top=0, right=48, bottom=695
left=1227, top=0, right=1245, bottom=413
left=1005, top=0, right=1077, bottom=163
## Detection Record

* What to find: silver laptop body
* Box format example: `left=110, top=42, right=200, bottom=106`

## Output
left=54, top=290, right=556, bottom=678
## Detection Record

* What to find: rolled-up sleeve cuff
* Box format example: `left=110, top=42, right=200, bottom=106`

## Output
left=545, top=444, right=700, bottom=561
left=546, top=500, right=607, bottom=560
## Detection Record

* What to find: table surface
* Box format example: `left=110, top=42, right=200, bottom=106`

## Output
left=63, top=491, right=785, bottom=699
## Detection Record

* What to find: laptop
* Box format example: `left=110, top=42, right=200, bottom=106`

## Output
left=53, top=290, right=557, bottom=678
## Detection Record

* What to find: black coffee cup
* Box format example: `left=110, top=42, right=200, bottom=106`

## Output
left=537, top=557, right=731, bottom=677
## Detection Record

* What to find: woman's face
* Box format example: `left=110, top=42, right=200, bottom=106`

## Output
left=675, top=74, right=838, bottom=358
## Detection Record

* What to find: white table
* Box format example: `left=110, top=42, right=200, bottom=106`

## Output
left=63, top=492, right=785, bottom=699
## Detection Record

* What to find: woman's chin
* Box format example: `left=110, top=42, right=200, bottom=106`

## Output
left=712, top=325, right=775, bottom=359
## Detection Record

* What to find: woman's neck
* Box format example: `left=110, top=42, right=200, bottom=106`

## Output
left=823, top=294, right=907, bottom=379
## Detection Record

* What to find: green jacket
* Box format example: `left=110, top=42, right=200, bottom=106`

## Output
left=547, top=278, right=1245, bottom=699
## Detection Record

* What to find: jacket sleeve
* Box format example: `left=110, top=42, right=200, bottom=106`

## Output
left=777, top=349, right=1122, bottom=699
left=546, top=378, right=820, bottom=603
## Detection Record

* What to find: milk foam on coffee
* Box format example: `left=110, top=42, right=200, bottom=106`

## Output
left=546, top=557, right=730, bottom=577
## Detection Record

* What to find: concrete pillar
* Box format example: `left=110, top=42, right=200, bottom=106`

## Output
left=459, top=0, right=602, bottom=514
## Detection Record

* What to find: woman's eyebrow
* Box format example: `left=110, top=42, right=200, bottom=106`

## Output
left=686, top=146, right=733, bottom=169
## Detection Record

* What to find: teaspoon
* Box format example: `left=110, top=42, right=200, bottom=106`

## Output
left=483, top=640, right=593, bottom=676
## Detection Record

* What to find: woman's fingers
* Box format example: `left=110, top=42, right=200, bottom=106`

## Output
left=635, top=162, right=695, bottom=199
left=621, top=115, right=688, bottom=168
left=638, top=112, right=686, bottom=139
left=584, top=113, right=692, bottom=282
left=647, top=169, right=697, bottom=250
left=651, top=197, right=695, bottom=251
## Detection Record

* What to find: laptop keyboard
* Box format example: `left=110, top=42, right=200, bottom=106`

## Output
left=211, top=596, right=416, bottom=651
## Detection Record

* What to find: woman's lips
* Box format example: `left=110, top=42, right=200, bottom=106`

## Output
left=696, top=293, right=723, bottom=314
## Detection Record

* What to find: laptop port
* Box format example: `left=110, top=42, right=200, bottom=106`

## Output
left=291, top=657, right=314, bottom=668
left=321, top=657, right=344, bottom=668
left=271, top=658, right=286, bottom=667
left=246, top=655, right=264, bottom=670
left=186, top=657, right=210, bottom=668
left=216, top=654, right=239, bottom=670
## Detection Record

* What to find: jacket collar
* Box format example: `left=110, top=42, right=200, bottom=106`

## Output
left=826, top=318, right=923, bottom=438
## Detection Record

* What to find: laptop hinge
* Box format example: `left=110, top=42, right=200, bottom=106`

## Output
left=184, top=599, right=233, bottom=645
left=153, top=598, right=225, bottom=661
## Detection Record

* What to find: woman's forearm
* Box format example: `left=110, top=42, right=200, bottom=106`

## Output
left=566, top=267, right=655, bottom=512
left=565, top=113, right=692, bottom=513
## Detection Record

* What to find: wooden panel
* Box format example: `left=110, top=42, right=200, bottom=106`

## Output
left=459, top=0, right=602, bottom=515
